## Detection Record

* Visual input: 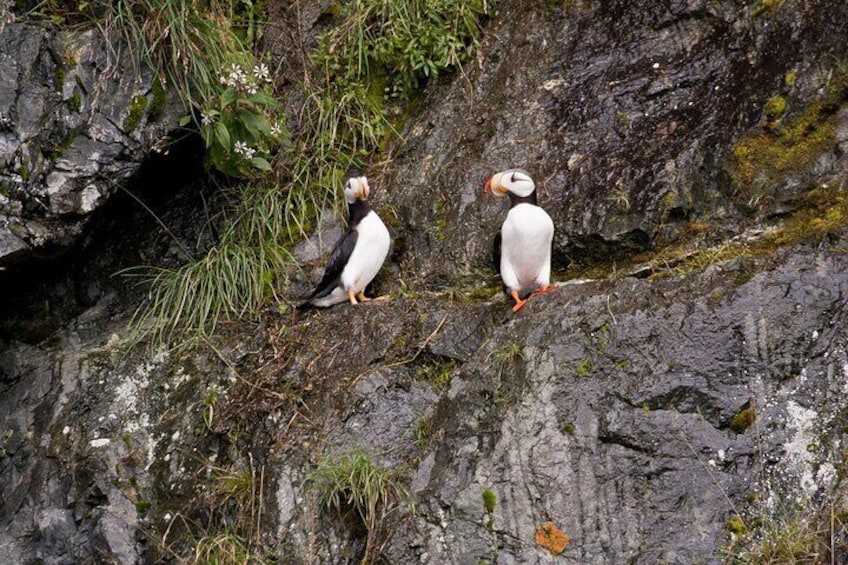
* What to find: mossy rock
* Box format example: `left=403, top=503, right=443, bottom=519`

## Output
left=729, top=406, right=755, bottom=433
left=125, top=94, right=149, bottom=132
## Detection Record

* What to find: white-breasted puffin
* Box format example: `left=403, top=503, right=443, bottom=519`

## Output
left=484, top=169, right=555, bottom=312
left=299, top=176, right=391, bottom=308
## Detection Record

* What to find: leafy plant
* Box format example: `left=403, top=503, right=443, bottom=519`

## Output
left=305, top=449, right=414, bottom=563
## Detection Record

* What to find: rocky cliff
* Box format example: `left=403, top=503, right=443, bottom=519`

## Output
left=2, top=0, right=848, bottom=563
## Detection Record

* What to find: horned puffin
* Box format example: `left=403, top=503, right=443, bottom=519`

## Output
left=484, top=169, right=555, bottom=312
left=299, top=176, right=391, bottom=308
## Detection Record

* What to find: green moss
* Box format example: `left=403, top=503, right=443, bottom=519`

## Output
left=768, top=184, right=848, bottom=245
left=764, top=95, right=787, bottom=119
left=68, top=91, right=81, bottom=113
left=753, top=0, right=786, bottom=16
left=729, top=406, right=756, bottom=433
left=575, top=359, right=592, bottom=377
left=729, top=98, right=840, bottom=205
left=125, top=94, right=148, bottom=132
left=417, top=359, right=458, bottom=392
left=148, top=76, right=166, bottom=122
left=434, top=197, right=449, bottom=242
left=727, top=515, right=746, bottom=535
left=784, top=69, right=797, bottom=87
left=482, top=489, right=497, bottom=514
left=561, top=422, right=575, bottom=435
left=135, top=500, right=151, bottom=514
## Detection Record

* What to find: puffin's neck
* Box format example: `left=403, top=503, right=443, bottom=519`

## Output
left=348, top=199, right=372, bottom=227
left=508, top=190, right=537, bottom=207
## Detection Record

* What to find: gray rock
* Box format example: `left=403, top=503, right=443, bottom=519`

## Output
left=0, top=23, right=181, bottom=267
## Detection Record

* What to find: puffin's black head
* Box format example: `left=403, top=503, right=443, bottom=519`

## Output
left=344, top=176, right=370, bottom=204
left=483, top=169, right=535, bottom=198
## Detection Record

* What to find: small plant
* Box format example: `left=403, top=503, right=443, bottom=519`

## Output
left=212, top=466, right=255, bottom=515
left=487, top=342, right=523, bottom=377
left=729, top=403, right=756, bottom=434
left=190, top=530, right=254, bottom=565
left=575, top=359, right=593, bottom=377
left=306, top=449, right=414, bottom=563
left=198, top=63, right=284, bottom=177
left=481, top=489, right=498, bottom=563
left=724, top=512, right=839, bottom=564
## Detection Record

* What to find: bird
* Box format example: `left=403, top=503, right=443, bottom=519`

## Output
left=484, top=169, right=555, bottom=312
left=298, top=176, right=391, bottom=308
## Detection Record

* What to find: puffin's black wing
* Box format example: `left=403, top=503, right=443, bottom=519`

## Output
left=308, top=228, right=359, bottom=300
left=492, top=231, right=502, bottom=276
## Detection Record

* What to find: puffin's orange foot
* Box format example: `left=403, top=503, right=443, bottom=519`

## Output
left=529, top=284, right=558, bottom=299
left=356, top=292, right=371, bottom=302
left=510, top=290, right=527, bottom=312
left=348, top=290, right=358, bottom=305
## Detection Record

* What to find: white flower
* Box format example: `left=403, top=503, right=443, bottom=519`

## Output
left=222, top=63, right=248, bottom=89
left=253, top=63, right=271, bottom=84
left=246, top=81, right=258, bottom=95
left=234, top=140, right=249, bottom=155
left=243, top=146, right=256, bottom=160
left=201, top=112, right=214, bottom=126
left=270, top=122, right=282, bottom=136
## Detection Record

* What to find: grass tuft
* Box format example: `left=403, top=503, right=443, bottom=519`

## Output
left=305, top=448, right=414, bottom=563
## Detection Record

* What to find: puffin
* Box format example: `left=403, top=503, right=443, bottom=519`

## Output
left=484, top=169, right=555, bottom=312
left=298, top=176, right=391, bottom=308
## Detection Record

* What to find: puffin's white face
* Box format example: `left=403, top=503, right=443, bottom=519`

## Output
left=484, top=169, right=535, bottom=198
left=344, top=176, right=370, bottom=204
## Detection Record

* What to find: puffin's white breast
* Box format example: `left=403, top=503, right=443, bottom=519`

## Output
left=341, top=210, right=391, bottom=293
left=500, top=203, right=554, bottom=292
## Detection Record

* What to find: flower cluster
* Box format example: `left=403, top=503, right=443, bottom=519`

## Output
left=234, top=140, right=256, bottom=160
left=219, top=63, right=273, bottom=95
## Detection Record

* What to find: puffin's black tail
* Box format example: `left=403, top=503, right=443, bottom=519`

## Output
left=295, top=299, right=316, bottom=311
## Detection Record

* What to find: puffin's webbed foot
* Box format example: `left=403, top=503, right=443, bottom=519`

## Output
left=510, top=290, right=527, bottom=312
left=356, top=292, right=371, bottom=302
left=348, top=290, right=358, bottom=305
left=529, top=284, right=557, bottom=299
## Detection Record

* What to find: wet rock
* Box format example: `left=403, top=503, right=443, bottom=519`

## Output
left=382, top=0, right=848, bottom=282
left=0, top=22, right=181, bottom=267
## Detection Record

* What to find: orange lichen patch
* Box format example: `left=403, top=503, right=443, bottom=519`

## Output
left=535, top=521, right=569, bottom=555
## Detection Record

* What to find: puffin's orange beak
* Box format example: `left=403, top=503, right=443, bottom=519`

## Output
left=484, top=177, right=494, bottom=195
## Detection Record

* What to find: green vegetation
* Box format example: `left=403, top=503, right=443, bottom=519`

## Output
left=576, top=359, right=593, bottom=377
left=725, top=512, right=843, bottom=564
left=753, top=0, right=787, bottom=16
left=726, top=514, right=746, bottom=536
left=482, top=489, right=498, bottom=563
left=482, top=489, right=497, bottom=515
left=487, top=342, right=523, bottom=377
left=729, top=405, right=756, bottom=434
left=763, top=95, right=786, bottom=120
left=125, top=94, right=148, bottom=132
left=189, top=530, right=258, bottom=565
left=417, top=358, right=458, bottom=391
left=729, top=102, right=837, bottom=206
left=120, top=0, right=496, bottom=347
left=306, top=449, right=413, bottom=563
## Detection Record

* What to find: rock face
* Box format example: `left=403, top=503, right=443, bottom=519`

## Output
left=266, top=247, right=848, bottom=564
left=0, top=21, right=179, bottom=266
left=1, top=0, right=848, bottom=563
left=382, top=0, right=848, bottom=282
